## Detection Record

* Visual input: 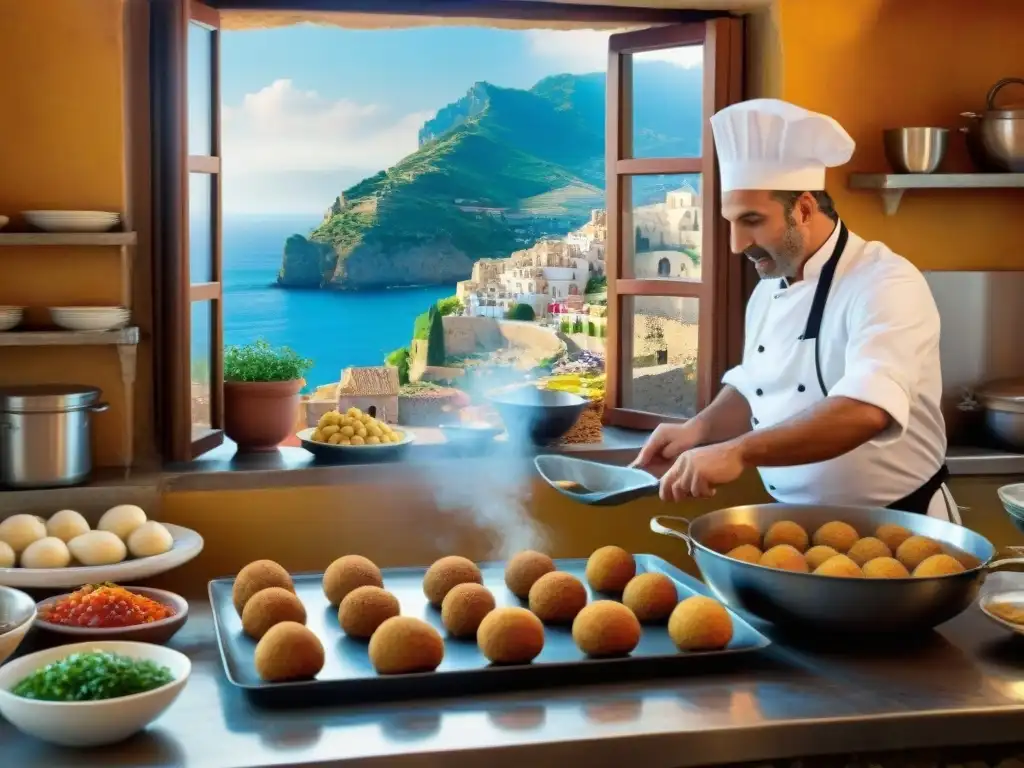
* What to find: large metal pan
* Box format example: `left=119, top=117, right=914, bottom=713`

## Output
left=651, top=503, right=1023, bottom=635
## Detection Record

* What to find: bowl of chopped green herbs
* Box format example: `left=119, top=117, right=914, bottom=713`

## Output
left=0, top=640, right=190, bottom=747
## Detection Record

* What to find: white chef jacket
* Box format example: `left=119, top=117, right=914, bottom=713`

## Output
left=722, top=221, right=950, bottom=514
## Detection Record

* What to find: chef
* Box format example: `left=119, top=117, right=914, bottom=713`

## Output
left=632, top=98, right=958, bottom=523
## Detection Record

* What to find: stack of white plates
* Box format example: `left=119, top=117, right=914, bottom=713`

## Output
left=49, top=306, right=130, bottom=332
left=999, top=484, right=1024, bottom=520
left=0, top=307, right=23, bottom=332
left=23, top=211, right=121, bottom=233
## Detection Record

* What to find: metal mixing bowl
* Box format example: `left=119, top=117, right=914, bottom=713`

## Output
left=883, top=127, right=949, bottom=173
left=488, top=387, right=587, bottom=445
left=0, top=586, right=37, bottom=665
left=651, top=504, right=1011, bottom=635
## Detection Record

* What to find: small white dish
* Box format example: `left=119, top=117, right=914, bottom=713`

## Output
left=0, top=640, right=190, bottom=747
left=49, top=306, right=130, bottom=332
left=23, top=211, right=121, bottom=233
left=0, top=586, right=36, bottom=666
left=35, top=587, right=189, bottom=645
left=979, top=590, right=1024, bottom=637
left=0, top=523, right=203, bottom=590
left=0, top=306, right=23, bottom=332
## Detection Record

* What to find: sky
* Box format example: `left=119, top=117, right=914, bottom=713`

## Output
left=194, top=24, right=702, bottom=214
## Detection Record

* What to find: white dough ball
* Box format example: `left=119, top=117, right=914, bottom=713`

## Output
left=0, top=514, right=47, bottom=554
left=98, top=504, right=147, bottom=541
left=20, top=537, right=71, bottom=569
left=68, top=531, right=127, bottom=566
left=127, top=521, right=174, bottom=558
left=47, top=509, right=91, bottom=542
left=0, top=541, right=14, bottom=568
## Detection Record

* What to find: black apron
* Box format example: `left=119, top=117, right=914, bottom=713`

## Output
left=800, top=222, right=949, bottom=516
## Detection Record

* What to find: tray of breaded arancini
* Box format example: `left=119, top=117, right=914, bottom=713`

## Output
left=209, top=547, right=771, bottom=706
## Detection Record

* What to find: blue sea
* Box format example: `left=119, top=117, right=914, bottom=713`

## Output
left=203, top=214, right=455, bottom=388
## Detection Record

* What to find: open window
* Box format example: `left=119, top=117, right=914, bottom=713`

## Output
left=603, top=18, right=745, bottom=430
left=154, top=0, right=225, bottom=461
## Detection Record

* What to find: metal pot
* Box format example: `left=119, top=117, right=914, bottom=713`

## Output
left=0, top=385, right=109, bottom=489
left=960, top=77, right=1024, bottom=172
left=651, top=504, right=1023, bottom=635
left=976, top=378, right=1024, bottom=450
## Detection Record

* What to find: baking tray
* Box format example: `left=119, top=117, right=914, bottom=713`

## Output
left=209, top=555, right=771, bottom=708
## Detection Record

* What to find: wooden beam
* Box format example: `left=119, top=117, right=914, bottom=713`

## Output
left=209, top=0, right=724, bottom=25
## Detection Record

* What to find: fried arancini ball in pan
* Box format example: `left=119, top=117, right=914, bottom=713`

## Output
left=759, top=544, right=809, bottom=573
left=813, top=554, right=864, bottom=578
left=846, top=536, right=892, bottom=567
left=912, top=553, right=966, bottom=577
left=895, top=536, right=943, bottom=572
left=703, top=523, right=761, bottom=554
left=803, top=545, right=839, bottom=571
left=862, top=557, right=910, bottom=579
left=875, top=523, right=913, bottom=553
left=763, top=520, right=809, bottom=552
left=725, top=544, right=762, bottom=564
left=811, top=521, right=859, bottom=553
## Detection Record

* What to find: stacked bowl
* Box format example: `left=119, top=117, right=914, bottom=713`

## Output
left=0, top=307, right=23, bottom=332
left=998, top=484, right=1024, bottom=534
left=50, top=306, right=130, bottom=332
left=23, top=211, right=121, bottom=233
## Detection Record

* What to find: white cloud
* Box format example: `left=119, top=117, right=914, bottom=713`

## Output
left=220, top=79, right=431, bottom=175
left=525, top=29, right=703, bottom=74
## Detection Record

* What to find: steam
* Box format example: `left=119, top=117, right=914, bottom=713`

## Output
left=423, top=455, right=551, bottom=559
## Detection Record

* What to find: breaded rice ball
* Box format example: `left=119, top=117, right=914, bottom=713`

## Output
left=875, top=523, right=913, bottom=553
left=338, top=585, right=400, bottom=639
left=813, top=554, right=864, bottom=578
left=668, top=596, right=733, bottom=651
left=846, top=537, right=892, bottom=567
left=862, top=557, right=910, bottom=579
left=323, top=555, right=383, bottom=607
left=441, top=583, right=496, bottom=638
left=759, top=544, right=809, bottom=573
left=912, top=554, right=966, bottom=578
left=423, top=556, right=483, bottom=607
left=368, top=616, right=445, bottom=674
left=703, top=523, right=761, bottom=554
left=726, top=544, right=762, bottom=564
left=622, top=572, right=678, bottom=622
left=504, top=551, right=556, bottom=599
left=478, top=607, right=545, bottom=664
left=895, top=536, right=943, bottom=572
left=233, top=560, right=295, bottom=616
left=241, top=586, right=307, bottom=640
left=528, top=571, right=588, bottom=624
left=585, top=546, right=636, bottom=593
left=811, top=521, right=859, bottom=553
left=572, top=601, right=641, bottom=658
left=804, top=545, right=839, bottom=571
left=763, top=520, right=809, bottom=552
left=254, top=622, right=325, bottom=682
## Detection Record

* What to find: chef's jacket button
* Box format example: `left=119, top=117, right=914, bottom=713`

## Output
left=752, top=417, right=759, bottom=426
left=797, top=334, right=804, bottom=341
left=769, top=485, right=776, bottom=491
left=757, top=345, right=764, bottom=353
left=755, top=388, right=763, bottom=396
left=797, top=384, right=806, bottom=393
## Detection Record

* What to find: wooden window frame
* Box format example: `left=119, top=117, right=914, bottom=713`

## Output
left=152, top=0, right=225, bottom=461
left=603, top=18, right=745, bottom=431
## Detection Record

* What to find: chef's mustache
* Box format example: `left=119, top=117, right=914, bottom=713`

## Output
left=745, top=246, right=773, bottom=262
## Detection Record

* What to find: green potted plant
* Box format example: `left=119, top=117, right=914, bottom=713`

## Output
left=223, top=339, right=313, bottom=452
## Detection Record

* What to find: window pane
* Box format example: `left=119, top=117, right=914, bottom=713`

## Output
left=191, top=300, right=213, bottom=434
left=628, top=46, right=703, bottom=159
left=189, top=172, right=212, bottom=283
left=623, top=174, right=702, bottom=281
left=622, top=295, right=699, bottom=418
left=188, top=22, right=212, bottom=156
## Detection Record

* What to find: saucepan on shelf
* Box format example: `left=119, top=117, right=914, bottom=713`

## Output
left=651, top=503, right=1024, bottom=635
left=975, top=378, right=1024, bottom=451
left=960, top=77, right=1024, bottom=172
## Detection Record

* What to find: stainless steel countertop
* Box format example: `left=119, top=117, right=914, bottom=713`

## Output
left=7, top=573, right=1024, bottom=768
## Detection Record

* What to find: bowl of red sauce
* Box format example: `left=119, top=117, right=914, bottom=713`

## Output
left=34, top=583, right=189, bottom=645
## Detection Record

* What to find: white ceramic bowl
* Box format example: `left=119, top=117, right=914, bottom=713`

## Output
left=0, top=640, right=190, bottom=747
left=0, top=586, right=36, bottom=666
left=0, top=306, right=23, bottom=332
left=0, top=523, right=204, bottom=590
left=49, top=306, right=130, bottom=332
left=34, top=587, right=189, bottom=645
left=23, top=211, right=121, bottom=233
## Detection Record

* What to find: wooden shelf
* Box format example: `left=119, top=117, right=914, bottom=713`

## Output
left=0, top=327, right=140, bottom=347
left=0, top=232, right=137, bottom=247
left=848, top=173, right=1024, bottom=215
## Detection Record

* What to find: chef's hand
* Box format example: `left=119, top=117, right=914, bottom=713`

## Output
left=631, top=421, right=706, bottom=475
left=659, top=442, right=746, bottom=502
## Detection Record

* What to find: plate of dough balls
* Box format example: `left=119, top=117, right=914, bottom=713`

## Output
left=297, top=408, right=414, bottom=461
left=0, top=506, right=204, bottom=589
left=703, top=518, right=976, bottom=579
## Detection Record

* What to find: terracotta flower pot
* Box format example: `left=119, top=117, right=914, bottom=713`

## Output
left=224, top=379, right=304, bottom=452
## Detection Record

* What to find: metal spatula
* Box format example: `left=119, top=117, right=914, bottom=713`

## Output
left=534, top=455, right=660, bottom=506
